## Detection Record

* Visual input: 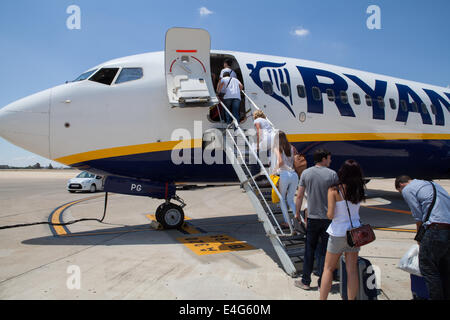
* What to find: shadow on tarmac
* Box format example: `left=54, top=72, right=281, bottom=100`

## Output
left=21, top=186, right=415, bottom=276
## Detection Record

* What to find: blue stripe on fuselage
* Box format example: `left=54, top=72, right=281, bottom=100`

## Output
left=71, top=139, right=450, bottom=182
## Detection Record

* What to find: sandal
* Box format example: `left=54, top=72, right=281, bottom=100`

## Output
left=294, top=280, right=311, bottom=290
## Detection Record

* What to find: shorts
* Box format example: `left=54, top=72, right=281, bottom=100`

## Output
left=327, top=234, right=360, bottom=254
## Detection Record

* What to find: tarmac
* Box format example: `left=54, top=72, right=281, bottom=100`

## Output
left=0, top=170, right=448, bottom=300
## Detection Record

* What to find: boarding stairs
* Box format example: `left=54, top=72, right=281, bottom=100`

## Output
left=217, top=91, right=306, bottom=277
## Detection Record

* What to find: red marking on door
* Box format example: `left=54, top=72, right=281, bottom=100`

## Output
left=190, top=56, right=206, bottom=73
left=169, top=59, right=177, bottom=72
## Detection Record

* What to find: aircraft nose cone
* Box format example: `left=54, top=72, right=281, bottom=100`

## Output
left=0, top=89, right=51, bottom=158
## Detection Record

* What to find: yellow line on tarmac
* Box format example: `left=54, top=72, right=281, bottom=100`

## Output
left=180, top=223, right=202, bottom=234
left=50, top=195, right=104, bottom=236
left=59, top=227, right=155, bottom=237
left=374, top=227, right=416, bottom=233
left=145, top=214, right=199, bottom=234
left=51, top=199, right=85, bottom=236
left=177, top=234, right=256, bottom=255
left=146, top=214, right=191, bottom=221
left=366, top=206, right=412, bottom=215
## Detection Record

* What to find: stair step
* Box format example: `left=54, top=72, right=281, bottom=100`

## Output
left=258, top=194, right=276, bottom=202
left=286, top=247, right=305, bottom=258
left=256, top=193, right=275, bottom=202
left=255, top=178, right=272, bottom=189
left=279, top=234, right=306, bottom=242
left=224, top=126, right=302, bottom=277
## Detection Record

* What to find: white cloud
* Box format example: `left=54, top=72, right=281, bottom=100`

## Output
left=199, top=7, right=213, bottom=16
left=291, top=27, right=310, bottom=37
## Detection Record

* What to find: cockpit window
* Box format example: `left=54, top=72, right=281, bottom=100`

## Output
left=115, top=68, right=143, bottom=84
left=73, top=69, right=97, bottom=82
left=89, top=68, right=119, bottom=85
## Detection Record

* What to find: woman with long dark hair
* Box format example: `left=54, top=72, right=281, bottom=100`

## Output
left=320, top=160, right=366, bottom=300
left=273, top=131, right=299, bottom=229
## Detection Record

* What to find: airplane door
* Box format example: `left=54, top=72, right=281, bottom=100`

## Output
left=165, top=27, right=218, bottom=107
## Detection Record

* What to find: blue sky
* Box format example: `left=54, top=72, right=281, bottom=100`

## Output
left=0, top=0, right=449, bottom=167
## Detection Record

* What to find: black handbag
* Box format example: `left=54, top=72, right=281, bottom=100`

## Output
left=414, top=182, right=437, bottom=242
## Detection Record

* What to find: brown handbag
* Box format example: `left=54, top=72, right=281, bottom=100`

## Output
left=346, top=224, right=376, bottom=247
left=343, top=187, right=376, bottom=247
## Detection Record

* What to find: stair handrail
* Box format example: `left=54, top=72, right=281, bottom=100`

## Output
left=224, top=128, right=290, bottom=236
left=241, top=90, right=296, bottom=233
left=241, top=90, right=275, bottom=128
left=218, top=99, right=294, bottom=236
left=241, top=91, right=296, bottom=235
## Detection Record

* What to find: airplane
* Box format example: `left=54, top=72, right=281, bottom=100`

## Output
left=0, top=27, right=449, bottom=230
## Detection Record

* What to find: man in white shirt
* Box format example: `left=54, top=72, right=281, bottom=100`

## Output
left=217, top=59, right=237, bottom=101
left=219, top=59, right=237, bottom=79
left=216, top=72, right=243, bottom=124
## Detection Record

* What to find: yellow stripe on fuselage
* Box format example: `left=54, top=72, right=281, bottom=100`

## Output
left=53, top=133, right=450, bottom=166
left=287, top=132, right=450, bottom=142
left=54, top=138, right=203, bottom=166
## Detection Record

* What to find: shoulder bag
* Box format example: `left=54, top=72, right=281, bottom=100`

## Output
left=343, top=186, right=376, bottom=247
left=292, top=146, right=307, bottom=178
left=217, top=76, right=233, bottom=100
left=414, top=181, right=437, bottom=242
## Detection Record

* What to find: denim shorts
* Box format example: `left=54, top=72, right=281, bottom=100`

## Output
left=327, top=234, right=360, bottom=254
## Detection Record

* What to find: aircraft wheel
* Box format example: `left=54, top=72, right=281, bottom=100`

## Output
left=155, top=203, right=184, bottom=229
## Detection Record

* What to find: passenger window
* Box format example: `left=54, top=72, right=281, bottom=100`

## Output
left=420, top=103, right=428, bottom=114
left=411, top=102, right=418, bottom=112
left=389, top=98, right=397, bottom=110
left=340, top=91, right=348, bottom=104
left=377, top=96, right=385, bottom=108
left=280, top=82, right=291, bottom=97
left=400, top=100, right=407, bottom=111
left=353, top=93, right=361, bottom=105
left=431, top=104, right=437, bottom=115
left=297, top=85, right=306, bottom=98
left=365, top=94, right=372, bottom=106
left=262, top=81, right=273, bottom=95
left=89, top=68, right=119, bottom=85
left=116, top=68, right=143, bottom=84
left=326, top=89, right=335, bottom=102
left=312, top=87, right=322, bottom=101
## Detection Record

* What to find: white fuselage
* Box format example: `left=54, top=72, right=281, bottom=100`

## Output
left=0, top=50, right=449, bottom=181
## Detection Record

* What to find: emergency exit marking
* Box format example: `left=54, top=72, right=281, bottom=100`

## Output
left=177, top=235, right=255, bottom=255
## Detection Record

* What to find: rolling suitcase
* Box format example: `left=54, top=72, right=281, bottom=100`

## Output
left=339, top=255, right=378, bottom=300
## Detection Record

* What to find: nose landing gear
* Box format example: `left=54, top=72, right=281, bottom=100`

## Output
left=155, top=195, right=186, bottom=229
left=102, top=176, right=187, bottom=230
